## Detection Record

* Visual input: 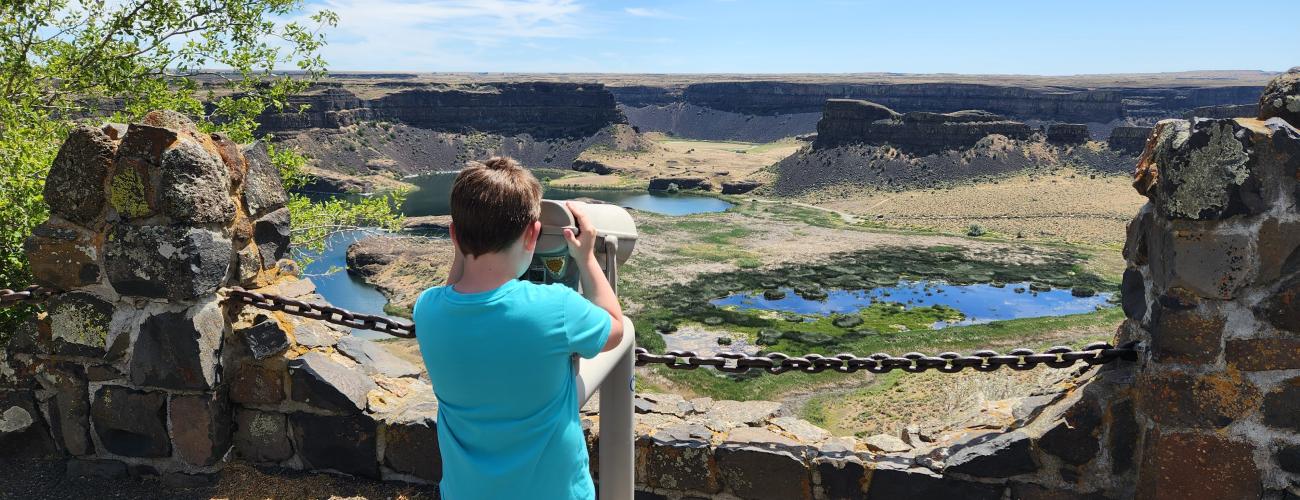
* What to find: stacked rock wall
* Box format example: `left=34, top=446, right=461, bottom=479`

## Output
left=1119, top=67, right=1300, bottom=499
left=0, top=112, right=441, bottom=485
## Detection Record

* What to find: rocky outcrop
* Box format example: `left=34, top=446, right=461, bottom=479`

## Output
left=813, top=99, right=1034, bottom=154
left=721, top=180, right=764, bottom=195
left=1107, top=126, right=1154, bottom=154
left=680, top=81, right=1125, bottom=122
left=1046, top=123, right=1089, bottom=144
left=649, top=177, right=715, bottom=192
left=1183, top=103, right=1259, bottom=120
left=345, top=235, right=455, bottom=316
left=259, top=83, right=625, bottom=140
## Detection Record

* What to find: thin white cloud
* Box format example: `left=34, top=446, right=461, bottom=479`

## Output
left=300, top=0, right=591, bottom=70
left=623, top=7, right=680, bottom=19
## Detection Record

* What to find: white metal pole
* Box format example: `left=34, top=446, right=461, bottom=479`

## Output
left=599, top=237, right=634, bottom=500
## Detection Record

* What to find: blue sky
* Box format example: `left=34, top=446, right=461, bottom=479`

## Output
left=300, top=0, right=1299, bottom=74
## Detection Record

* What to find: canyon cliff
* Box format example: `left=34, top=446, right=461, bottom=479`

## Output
left=259, top=83, right=625, bottom=139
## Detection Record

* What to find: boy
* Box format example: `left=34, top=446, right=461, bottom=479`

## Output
left=412, top=156, right=625, bottom=499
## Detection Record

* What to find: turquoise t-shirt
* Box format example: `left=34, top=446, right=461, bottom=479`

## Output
left=412, top=279, right=612, bottom=500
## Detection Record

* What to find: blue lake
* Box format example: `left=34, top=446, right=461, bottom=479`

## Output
left=401, top=171, right=733, bottom=217
left=300, top=229, right=399, bottom=340
left=710, top=280, right=1114, bottom=328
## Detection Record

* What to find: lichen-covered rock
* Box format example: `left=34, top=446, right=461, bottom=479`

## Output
left=44, top=291, right=114, bottom=357
left=158, top=138, right=236, bottom=224
left=1137, top=118, right=1300, bottom=221
left=108, top=156, right=156, bottom=219
left=1136, top=370, right=1260, bottom=429
left=105, top=224, right=232, bottom=300
left=90, top=385, right=170, bottom=458
left=45, top=126, right=116, bottom=226
left=287, top=351, right=377, bottom=412
left=253, top=207, right=291, bottom=268
left=128, top=300, right=225, bottom=390
left=232, top=408, right=293, bottom=463
left=169, top=391, right=231, bottom=466
left=291, top=412, right=380, bottom=479
left=240, top=142, right=288, bottom=218
left=1226, top=338, right=1300, bottom=371
left=23, top=218, right=103, bottom=290
left=1259, top=67, right=1300, bottom=127
left=643, top=424, right=720, bottom=493
left=863, top=434, right=911, bottom=454
left=381, top=402, right=441, bottom=482
left=1136, top=431, right=1261, bottom=500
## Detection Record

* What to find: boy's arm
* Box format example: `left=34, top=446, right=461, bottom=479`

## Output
left=563, top=202, right=625, bottom=352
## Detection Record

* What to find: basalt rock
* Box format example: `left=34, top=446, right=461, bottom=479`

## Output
left=0, top=390, right=57, bottom=459
left=169, top=391, right=232, bottom=467
left=157, top=138, right=236, bottom=224
left=45, top=126, right=116, bottom=227
left=1259, top=67, right=1300, bottom=127
left=240, top=142, right=287, bottom=218
left=649, top=177, right=714, bottom=192
left=813, top=99, right=1034, bottom=154
left=23, top=219, right=103, bottom=290
left=1046, top=123, right=1090, bottom=144
left=381, top=402, right=441, bottom=483
left=129, top=301, right=225, bottom=391
left=287, top=352, right=377, bottom=412
left=232, top=408, right=293, bottom=463
left=105, top=224, right=232, bottom=301
left=253, top=207, right=291, bottom=268
left=721, top=180, right=764, bottom=195
left=291, top=412, right=379, bottom=479
left=1108, top=126, right=1154, bottom=154
left=90, top=385, right=170, bottom=458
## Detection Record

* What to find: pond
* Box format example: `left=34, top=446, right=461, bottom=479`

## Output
left=400, top=171, right=733, bottom=217
left=710, top=280, right=1114, bottom=328
left=300, top=229, right=403, bottom=340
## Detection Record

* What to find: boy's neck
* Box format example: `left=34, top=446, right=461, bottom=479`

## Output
left=453, top=251, right=522, bottom=294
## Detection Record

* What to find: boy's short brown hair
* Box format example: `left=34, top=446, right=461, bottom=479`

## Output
left=450, top=156, right=542, bottom=257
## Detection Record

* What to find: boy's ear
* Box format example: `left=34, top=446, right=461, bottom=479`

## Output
left=522, top=220, right=541, bottom=252
left=449, top=222, right=459, bottom=248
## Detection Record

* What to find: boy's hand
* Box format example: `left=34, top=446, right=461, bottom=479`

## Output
left=562, top=201, right=598, bottom=261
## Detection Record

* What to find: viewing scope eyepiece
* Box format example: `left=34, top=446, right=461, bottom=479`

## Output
left=525, top=200, right=638, bottom=293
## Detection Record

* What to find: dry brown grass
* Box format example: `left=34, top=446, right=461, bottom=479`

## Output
left=574, top=133, right=802, bottom=185
left=811, top=168, right=1146, bottom=246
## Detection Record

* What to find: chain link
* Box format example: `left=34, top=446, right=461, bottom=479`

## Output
left=633, top=342, right=1140, bottom=375
left=223, top=287, right=416, bottom=339
left=9, top=284, right=1139, bottom=374
left=0, top=286, right=59, bottom=308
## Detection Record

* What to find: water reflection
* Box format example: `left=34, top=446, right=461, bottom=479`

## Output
left=710, top=280, right=1113, bottom=328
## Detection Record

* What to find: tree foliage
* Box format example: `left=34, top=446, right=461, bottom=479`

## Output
left=0, top=1, right=403, bottom=336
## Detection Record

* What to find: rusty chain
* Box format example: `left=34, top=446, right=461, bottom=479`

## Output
left=0, top=286, right=58, bottom=308
left=223, top=287, right=417, bottom=339
left=4, top=284, right=1140, bottom=374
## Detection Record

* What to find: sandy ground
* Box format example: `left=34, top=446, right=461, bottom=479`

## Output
left=805, top=168, right=1146, bottom=246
